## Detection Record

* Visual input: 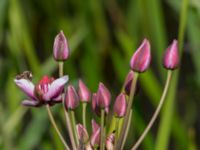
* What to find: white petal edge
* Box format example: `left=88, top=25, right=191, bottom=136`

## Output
left=14, top=79, right=36, bottom=100
left=43, top=75, right=69, bottom=101
left=22, top=100, right=40, bottom=107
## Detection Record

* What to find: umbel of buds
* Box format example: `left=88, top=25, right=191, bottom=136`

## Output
left=163, top=40, right=179, bottom=70
left=53, top=31, right=70, bottom=61
left=130, top=39, right=151, bottom=73
left=65, top=85, right=79, bottom=110
left=15, top=33, right=180, bottom=150
left=78, top=80, right=91, bottom=102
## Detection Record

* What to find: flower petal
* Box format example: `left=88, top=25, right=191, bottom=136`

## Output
left=22, top=100, right=41, bottom=107
left=90, top=128, right=100, bottom=147
left=43, top=75, right=68, bottom=101
left=52, top=94, right=62, bottom=103
left=14, top=79, right=36, bottom=100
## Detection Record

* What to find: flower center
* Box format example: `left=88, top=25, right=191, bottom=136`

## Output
left=35, top=76, right=54, bottom=100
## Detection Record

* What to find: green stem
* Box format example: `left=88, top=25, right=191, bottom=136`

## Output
left=70, top=110, right=79, bottom=146
left=100, top=109, right=105, bottom=150
left=116, top=72, right=139, bottom=149
left=114, top=118, right=120, bottom=148
left=59, top=61, right=64, bottom=77
left=121, top=109, right=133, bottom=150
left=45, top=105, right=70, bottom=150
left=155, top=0, right=189, bottom=149
left=58, top=61, right=77, bottom=150
left=131, top=70, right=173, bottom=150
left=82, top=103, right=87, bottom=129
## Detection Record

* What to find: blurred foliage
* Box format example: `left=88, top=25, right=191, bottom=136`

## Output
left=0, top=0, right=200, bottom=149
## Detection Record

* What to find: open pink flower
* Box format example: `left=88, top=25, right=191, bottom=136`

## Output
left=14, top=75, right=68, bottom=107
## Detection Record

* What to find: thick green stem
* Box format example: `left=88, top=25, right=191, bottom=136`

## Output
left=46, top=105, right=70, bottom=150
left=58, top=61, right=77, bottom=150
left=70, top=110, right=79, bottom=146
left=100, top=109, right=105, bottom=150
left=116, top=72, right=139, bottom=149
left=59, top=61, right=64, bottom=77
left=131, top=70, right=173, bottom=150
left=82, top=103, right=87, bottom=129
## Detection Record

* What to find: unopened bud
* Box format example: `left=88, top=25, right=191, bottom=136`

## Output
left=130, top=39, right=151, bottom=73
left=163, top=39, right=179, bottom=70
left=53, top=31, right=70, bottom=61
left=65, top=85, right=79, bottom=110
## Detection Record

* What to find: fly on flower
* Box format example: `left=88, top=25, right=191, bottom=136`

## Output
left=15, top=71, right=33, bottom=81
left=14, top=73, right=68, bottom=107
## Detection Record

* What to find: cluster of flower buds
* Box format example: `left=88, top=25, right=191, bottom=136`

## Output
left=130, top=38, right=179, bottom=72
left=15, top=30, right=180, bottom=150
left=76, top=119, right=115, bottom=149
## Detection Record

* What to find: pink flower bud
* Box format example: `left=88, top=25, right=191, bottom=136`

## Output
left=85, top=143, right=93, bottom=150
left=92, top=119, right=100, bottom=132
left=96, top=82, right=111, bottom=108
left=78, top=80, right=91, bottom=102
left=123, top=70, right=134, bottom=95
left=76, top=124, right=89, bottom=143
left=92, top=93, right=100, bottom=115
left=130, top=39, right=151, bottom=72
left=163, top=39, right=179, bottom=70
left=114, top=93, right=127, bottom=117
left=65, top=85, right=79, bottom=110
left=91, top=119, right=100, bottom=147
left=53, top=31, right=70, bottom=61
left=106, top=133, right=115, bottom=150
left=92, top=93, right=109, bottom=116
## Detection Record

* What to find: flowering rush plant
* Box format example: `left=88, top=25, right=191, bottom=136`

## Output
left=14, top=31, right=179, bottom=150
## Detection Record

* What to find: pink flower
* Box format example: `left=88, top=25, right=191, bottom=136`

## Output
left=130, top=39, right=151, bottom=72
left=96, top=82, right=111, bottom=109
left=78, top=80, right=91, bottom=102
left=114, top=93, right=127, bottom=117
left=92, top=93, right=109, bottom=116
left=90, top=119, right=100, bottom=147
left=163, top=39, right=179, bottom=70
left=106, top=133, right=115, bottom=150
left=123, top=70, right=134, bottom=95
left=65, top=85, right=79, bottom=110
left=53, top=31, right=70, bottom=61
left=76, top=124, right=89, bottom=143
left=14, top=75, right=68, bottom=107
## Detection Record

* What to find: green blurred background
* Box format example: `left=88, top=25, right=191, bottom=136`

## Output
left=0, top=0, right=199, bottom=149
